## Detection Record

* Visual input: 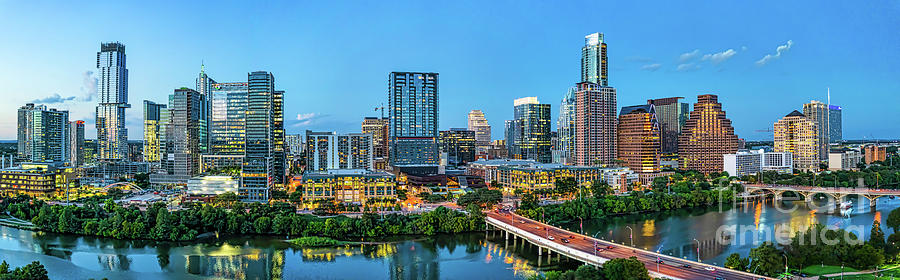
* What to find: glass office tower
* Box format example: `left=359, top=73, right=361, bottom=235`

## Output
left=388, top=72, right=439, bottom=175
left=95, top=42, right=130, bottom=161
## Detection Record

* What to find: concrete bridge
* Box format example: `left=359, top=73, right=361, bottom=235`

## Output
left=743, top=184, right=900, bottom=207
left=484, top=211, right=772, bottom=280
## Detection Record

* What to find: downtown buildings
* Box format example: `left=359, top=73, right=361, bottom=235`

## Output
left=361, top=117, right=389, bottom=169
left=802, top=100, right=830, bottom=161
left=555, top=87, right=576, bottom=164
left=647, top=97, right=690, bottom=155
left=17, top=104, right=70, bottom=164
left=573, top=82, right=617, bottom=166
left=677, top=94, right=740, bottom=174
left=439, top=128, right=476, bottom=165
left=68, top=120, right=85, bottom=167
left=724, top=149, right=793, bottom=177
left=505, top=97, right=552, bottom=163
left=466, top=110, right=492, bottom=148
left=95, top=42, right=130, bottom=161
left=617, top=104, right=660, bottom=173
left=829, top=105, right=842, bottom=143
left=774, top=110, right=820, bottom=171
left=305, top=131, right=374, bottom=171
left=388, top=72, right=440, bottom=175
left=142, top=100, right=166, bottom=163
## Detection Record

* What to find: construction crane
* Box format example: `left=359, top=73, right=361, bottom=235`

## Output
left=374, top=103, right=386, bottom=119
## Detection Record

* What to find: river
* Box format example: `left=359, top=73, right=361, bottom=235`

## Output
left=1, top=196, right=895, bottom=279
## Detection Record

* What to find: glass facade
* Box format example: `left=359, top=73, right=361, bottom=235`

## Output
left=828, top=105, right=842, bottom=143
left=95, top=42, right=129, bottom=161
left=142, top=100, right=166, bottom=163
left=17, top=104, right=69, bottom=163
left=242, top=71, right=276, bottom=202
left=581, top=33, right=608, bottom=86
left=388, top=72, right=439, bottom=173
left=210, top=82, right=249, bottom=155
left=506, top=97, right=552, bottom=163
left=439, top=128, right=476, bottom=165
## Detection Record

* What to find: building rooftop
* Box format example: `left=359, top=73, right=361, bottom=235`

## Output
left=785, top=110, right=806, bottom=117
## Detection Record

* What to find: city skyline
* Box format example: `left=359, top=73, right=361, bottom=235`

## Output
left=1, top=1, right=898, bottom=141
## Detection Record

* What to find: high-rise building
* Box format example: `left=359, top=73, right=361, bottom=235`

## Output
left=574, top=83, right=617, bottom=166
left=724, top=149, right=793, bottom=177
left=556, top=87, right=576, bottom=164
left=467, top=110, right=492, bottom=147
left=864, top=145, right=887, bottom=164
left=773, top=110, right=820, bottom=171
left=142, top=100, right=167, bottom=163
left=195, top=67, right=215, bottom=154
left=242, top=71, right=276, bottom=201
left=305, top=131, right=373, bottom=171
left=439, top=128, right=476, bottom=165
left=95, top=42, right=129, bottom=161
left=505, top=97, right=552, bottom=163
left=581, top=32, right=608, bottom=86
left=285, top=134, right=303, bottom=156
left=161, top=88, right=205, bottom=179
left=388, top=72, right=439, bottom=175
left=828, top=150, right=861, bottom=170
left=802, top=100, right=829, bottom=161
left=677, top=94, right=739, bottom=173
left=829, top=105, right=842, bottom=143
left=17, top=104, right=69, bottom=163
left=647, top=97, right=690, bottom=154
left=617, top=104, right=660, bottom=173
left=68, top=120, right=85, bottom=167
left=210, top=82, right=249, bottom=155
left=272, top=90, right=286, bottom=185
left=361, top=117, right=390, bottom=160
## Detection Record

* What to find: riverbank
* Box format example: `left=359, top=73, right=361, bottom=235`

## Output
left=0, top=214, right=38, bottom=231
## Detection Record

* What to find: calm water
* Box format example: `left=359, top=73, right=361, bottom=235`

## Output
left=0, top=227, right=579, bottom=280
left=1, top=196, right=895, bottom=279
left=567, top=195, right=900, bottom=266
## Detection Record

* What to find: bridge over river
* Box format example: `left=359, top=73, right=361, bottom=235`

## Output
left=484, top=211, right=771, bottom=280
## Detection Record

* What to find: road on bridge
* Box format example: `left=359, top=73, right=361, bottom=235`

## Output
left=485, top=211, right=770, bottom=280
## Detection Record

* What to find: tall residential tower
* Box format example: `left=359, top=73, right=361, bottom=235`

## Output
left=581, top=33, right=608, bottom=86
left=95, top=42, right=130, bottom=161
left=388, top=72, right=439, bottom=175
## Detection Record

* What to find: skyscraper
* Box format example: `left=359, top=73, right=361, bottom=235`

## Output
left=466, top=110, right=492, bottom=147
left=556, top=87, right=576, bottom=164
left=505, top=97, right=551, bottom=163
left=210, top=82, right=249, bottom=155
left=142, top=100, right=167, bottom=163
left=95, top=42, right=129, bottom=161
left=774, top=110, right=820, bottom=171
left=17, top=104, right=69, bottom=163
left=362, top=117, right=390, bottom=160
left=305, top=131, right=373, bottom=171
left=677, top=94, right=739, bottom=173
left=439, top=128, right=476, bottom=165
left=581, top=32, right=608, bottom=86
left=802, top=100, right=829, bottom=161
left=69, top=120, right=85, bottom=167
left=272, top=90, right=286, bottom=184
left=195, top=66, right=215, bottom=154
left=162, top=88, right=205, bottom=179
left=242, top=71, right=276, bottom=201
left=829, top=105, right=842, bottom=143
left=573, top=83, right=617, bottom=166
left=647, top=97, right=690, bottom=155
left=617, top=104, right=660, bottom=173
left=388, top=72, right=439, bottom=175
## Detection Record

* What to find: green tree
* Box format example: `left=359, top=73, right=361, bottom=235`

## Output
left=574, top=264, right=602, bottom=280
left=886, top=207, right=900, bottom=232
left=748, top=242, right=783, bottom=277
left=554, top=177, right=577, bottom=195
left=590, top=180, right=612, bottom=198
left=288, top=191, right=303, bottom=205
left=254, top=217, right=272, bottom=234
left=602, top=257, right=650, bottom=280
left=724, top=253, right=749, bottom=271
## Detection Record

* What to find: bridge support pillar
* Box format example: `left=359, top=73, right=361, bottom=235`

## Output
left=505, top=230, right=509, bottom=240
left=538, top=246, right=542, bottom=255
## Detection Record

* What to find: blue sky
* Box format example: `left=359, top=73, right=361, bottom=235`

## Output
left=0, top=1, right=898, bottom=141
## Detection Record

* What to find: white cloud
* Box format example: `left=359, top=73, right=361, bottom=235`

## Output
left=293, top=113, right=323, bottom=127
left=679, top=49, right=701, bottom=62
left=640, top=63, right=662, bottom=71
left=756, top=40, right=794, bottom=66
left=31, top=93, right=76, bottom=104
left=676, top=63, right=701, bottom=72
left=80, top=71, right=97, bottom=101
left=702, top=49, right=737, bottom=64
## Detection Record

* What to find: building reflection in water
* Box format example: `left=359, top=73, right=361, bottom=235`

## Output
left=183, top=243, right=285, bottom=280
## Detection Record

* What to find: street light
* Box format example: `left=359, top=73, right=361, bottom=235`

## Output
left=693, top=239, right=701, bottom=262
left=783, top=254, right=788, bottom=274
